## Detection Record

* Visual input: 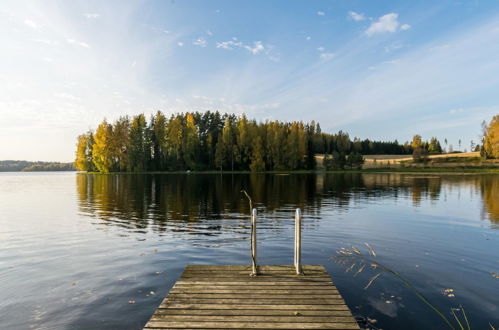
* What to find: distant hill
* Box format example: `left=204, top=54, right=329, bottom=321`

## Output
left=0, top=160, right=75, bottom=172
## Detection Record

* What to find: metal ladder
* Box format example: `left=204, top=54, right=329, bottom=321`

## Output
left=250, top=208, right=303, bottom=276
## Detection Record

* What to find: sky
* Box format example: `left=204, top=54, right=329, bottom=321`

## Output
left=1, top=0, right=499, bottom=162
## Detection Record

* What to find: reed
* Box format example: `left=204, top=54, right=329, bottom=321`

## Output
left=332, top=244, right=476, bottom=330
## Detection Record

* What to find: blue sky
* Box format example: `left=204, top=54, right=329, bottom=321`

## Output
left=1, top=0, right=499, bottom=161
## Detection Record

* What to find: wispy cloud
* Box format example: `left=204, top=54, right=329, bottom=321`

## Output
left=66, top=38, right=90, bottom=48
left=216, top=40, right=265, bottom=54
left=317, top=11, right=325, bottom=16
left=177, top=41, right=184, bottom=47
left=365, top=13, right=410, bottom=36
left=400, top=24, right=411, bottom=31
left=348, top=11, right=365, bottom=21
left=83, top=13, right=100, bottom=19
left=193, top=37, right=207, bottom=47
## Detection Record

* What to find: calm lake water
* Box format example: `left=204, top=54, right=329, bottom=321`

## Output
left=0, top=172, right=498, bottom=329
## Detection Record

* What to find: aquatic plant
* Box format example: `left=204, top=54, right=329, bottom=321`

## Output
left=332, top=244, right=474, bottom=330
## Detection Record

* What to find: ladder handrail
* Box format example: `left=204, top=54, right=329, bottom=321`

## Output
left=294, top=208, right=304, bottom=275
left=250, top=208, right=258, bottom=276
left=250, top=207, right=303, bottom=276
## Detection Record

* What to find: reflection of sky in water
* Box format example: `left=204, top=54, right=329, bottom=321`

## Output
left=0, top=172, right=497, bottom=330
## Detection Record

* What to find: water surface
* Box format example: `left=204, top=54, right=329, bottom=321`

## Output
left=0, top=172, right=498, bottom=329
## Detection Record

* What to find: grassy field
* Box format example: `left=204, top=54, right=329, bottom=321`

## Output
left=316, top=152, right=499, bottom=170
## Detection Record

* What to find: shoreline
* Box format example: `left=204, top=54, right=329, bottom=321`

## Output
left=77, top=167, right=499, bottom=175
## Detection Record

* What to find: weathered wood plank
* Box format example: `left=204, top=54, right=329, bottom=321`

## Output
left=170, top=289, right=340, bottom=295
left=143, top=265, right=359, bottom=329
left=185, top=265, right=325, bottom=270
left=152, top=309, right=353, bottom=316
left=149, top=315, right=357, bottom=322
left=174, top=281, right=334, bottom=286
left=168, top=292, right=343, bottom=300
left=156, top=304, right=352, bottom=310
left=145, top=321, right=359, bottom=329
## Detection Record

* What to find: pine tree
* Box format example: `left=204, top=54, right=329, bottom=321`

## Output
left=112, top=116, right=130, bottom=171
left=215, top=132, right=225, bottom=171
left=128, top=114, right=150, bottom=172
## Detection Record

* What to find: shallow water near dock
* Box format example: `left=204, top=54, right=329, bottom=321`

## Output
left=0, top=172, right=498, bottom=329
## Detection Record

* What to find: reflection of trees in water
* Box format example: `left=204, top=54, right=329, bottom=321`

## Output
left=76, top=173, right=499, bottom=234
left=480, top=175, right=499, bottom=223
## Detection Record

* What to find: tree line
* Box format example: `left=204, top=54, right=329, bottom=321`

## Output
left=0, top=160, right=75, bottom=172
left=75, top=111, right=422, bottom=173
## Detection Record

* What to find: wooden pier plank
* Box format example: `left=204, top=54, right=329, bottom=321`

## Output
left=144, top=265, right=359, bottom=330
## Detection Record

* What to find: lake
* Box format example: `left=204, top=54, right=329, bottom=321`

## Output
left=0, top=172, right=498, bottom=329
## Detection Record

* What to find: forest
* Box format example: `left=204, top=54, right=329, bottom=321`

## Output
left=75, top=111, right=431, bottom=173
left=0, top=160, right=75, bottom=172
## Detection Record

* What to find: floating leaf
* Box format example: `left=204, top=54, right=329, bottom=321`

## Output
left=364, top=243, right=377, bottom=257
left=364, top=273, right=381, bottom=289
left=346, top=263, right=356, bottom=273
left=351, top=245, right=361, bottom=255
left=354, top=265, right=366, bottom=277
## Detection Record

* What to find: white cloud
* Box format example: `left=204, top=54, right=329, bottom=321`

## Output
left=400, top=24, right=411, bottom=31
left=216, top=40, right=265, bottom=54
left=83, top=13, right=100, bottom=19
left=306, top=36, right=311, bottom=41
left=216, top=40, right=240, bottom=50
left=365, top=13, right=411, bottom=36
left=317, top=11, right=325, bottom=16
left=244, top=41, right=264, bottom=54
left=193, top=37, right=207, bottom=47
left=66, top=38, right=90, bottom=48
left=24, top=19, right=41, bottom=29
left=320, top=52, right=335, bottom=60
left=317, top=46, right=325, bottom=52
left=206, top=30, right=213, bottom=36
left=348, top=11, right=365, bottom=21
left=177, top=41, right=184, bottom=47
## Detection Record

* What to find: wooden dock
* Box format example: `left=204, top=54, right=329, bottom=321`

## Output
left=144, top=265, right=359, bottom=329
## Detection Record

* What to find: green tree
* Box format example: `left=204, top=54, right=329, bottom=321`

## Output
left=346, top=152, right=364, bottom=169
left=222, top=117, right=236, bottom=171
left=236, top=115, right=252, bottom=170
left=428, top=137, right=442, bottom=154
left=250, top=136, right=266, bottom=171
left=214, top=132, right=225, bottom=171
left=336, top=131, right=351, bottom=154
left=128, top=114, right=150, bottom=172
left=112, top=116, right=130, bottom=171
left=151, top=111, right=167, bottom=171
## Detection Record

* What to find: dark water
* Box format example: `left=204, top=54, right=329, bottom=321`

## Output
left=0, top=172, right=498, bottom=330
